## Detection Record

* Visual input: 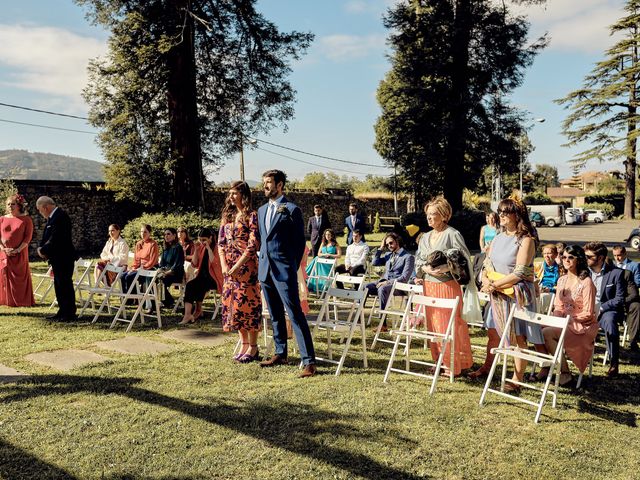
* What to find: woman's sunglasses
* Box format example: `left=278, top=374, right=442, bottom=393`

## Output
left=561, top=254, right=576, bottom=261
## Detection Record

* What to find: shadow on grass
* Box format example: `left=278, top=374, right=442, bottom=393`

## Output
left=1, top=374, right=426, bottom=480
left=0, top=437, right=77, bottom=480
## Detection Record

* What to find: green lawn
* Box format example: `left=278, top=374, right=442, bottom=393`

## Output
left=1, top=267, right=639, bottom=479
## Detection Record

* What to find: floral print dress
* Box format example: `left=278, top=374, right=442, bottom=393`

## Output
left=219, top=211, right=262, bottom=332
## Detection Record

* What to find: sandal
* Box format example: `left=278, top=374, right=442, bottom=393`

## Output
left=234, top=343, right=249, bottom=361
left=238, top=345, right=260, bottom=363
left=503, top=382, right=521, bottom=394
left=467, top=367, right=489, bottom=380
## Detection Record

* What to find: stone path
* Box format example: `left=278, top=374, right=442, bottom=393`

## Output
left=0, top=364, right=29, bottom=383
left=95, top=337, right=177, bottom=355
left=24, top=349, right=110, bottom=372
left=161, top=329, right=231, bottom=347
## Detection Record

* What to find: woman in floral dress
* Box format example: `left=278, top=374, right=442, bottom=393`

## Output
left=218, top=181, right=262, bottom=363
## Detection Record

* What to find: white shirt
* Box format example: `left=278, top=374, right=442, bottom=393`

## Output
left=345, top=241, right=369, bottom=268
left=589, top=267, right=604, bottom=308
left=100, top=236, right=130, bottom=267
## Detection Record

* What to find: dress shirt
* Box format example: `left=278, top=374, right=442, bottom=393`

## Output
left=589, top=268, right=604, bottom=308
left=99, top=236, right=129, bottom=267
left=344, top=241, right=369, bottom=268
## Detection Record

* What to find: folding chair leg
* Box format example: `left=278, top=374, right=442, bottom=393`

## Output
left=384, top=333, right=404, bottom=383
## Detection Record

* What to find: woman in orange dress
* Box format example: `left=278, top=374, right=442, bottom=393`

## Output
left=543, top=245, right=597, bottom=386
left=414, top=196, right=474, bottom=376
left=218, top=181, right=262, bottom=363
left=0, top=194, right=35, bottom=307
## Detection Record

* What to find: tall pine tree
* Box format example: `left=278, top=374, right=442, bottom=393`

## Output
left=557, top=0, right=640, bottom=219
left=374, top=0, right=544, bottom=211
left=77, top=0, right=312, bottom=210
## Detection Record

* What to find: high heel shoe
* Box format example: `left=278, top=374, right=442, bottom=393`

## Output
left=234, top=343, right=250, bottom=361
left=178, top=317, right=195, bottom=325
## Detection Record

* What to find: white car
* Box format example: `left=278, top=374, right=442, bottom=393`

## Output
left=564, top=210, right=577, bottom=225
left=585, top=209, right=606, bottom=223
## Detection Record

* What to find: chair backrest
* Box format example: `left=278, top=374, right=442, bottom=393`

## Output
left=324, top=288, right=368, bottom=303
left=393, top=282, right=422, bottom=294
left=477, top=291, right=491, bottom=303
left=104, top=263, right=126, bottom=275
left=315, top=257, right=336, bottom=266
left=410, top=294, right=459, bottom=311
left=333, top=274, right=366, bottom=290
left=511, top=307, right=569, bottom=330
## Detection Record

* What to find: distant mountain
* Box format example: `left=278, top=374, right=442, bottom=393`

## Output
left=0, top=149, right=105, bottom=182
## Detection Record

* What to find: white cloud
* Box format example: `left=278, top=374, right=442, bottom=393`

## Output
left=317, top=34, right=386, bottom=61
left=509, top=0, right=626, bottom=54
left=0, top=24, right=107, bottom=111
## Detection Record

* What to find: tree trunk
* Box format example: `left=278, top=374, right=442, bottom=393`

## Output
left=166, top=4, right=204, bottom=211
left=624, top=38, right=638, bottom=220
left=443, top=0, right=472, bottom=212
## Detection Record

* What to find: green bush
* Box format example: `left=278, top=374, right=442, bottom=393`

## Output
left=373, top=212, right=381, bottom=233
left=584, top=194, right=624, bottom=216
left=449, top=208, right=486, bottom=251
left=583, top=202, right=615, bottom=217
left=122, top=212, right=219, bottom=246
left=524, top=191, right=554, bottom=205
left=0, top=179, right=17, bottom=204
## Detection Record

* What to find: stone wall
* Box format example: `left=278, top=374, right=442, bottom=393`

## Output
left=13, top=180, right=405, bottom=259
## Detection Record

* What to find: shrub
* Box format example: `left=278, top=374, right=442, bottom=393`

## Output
left=583, top=202, right=615, bottom=217
left=584, top=194, right=624, bottom=216
left=373, top=212, right=381, bottom=233
left=524, top=191, right=553, bottom=205
left=0, top=179, right=17, bottom=204
left=449, top=208, right=486, bottom=251
left=123, top=212, right=219, bottom=246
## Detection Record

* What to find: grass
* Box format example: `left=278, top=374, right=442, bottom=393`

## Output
left=1, top=267, right=639, bottom=479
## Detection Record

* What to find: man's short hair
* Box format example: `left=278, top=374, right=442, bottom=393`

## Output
left=352, top=229, right=362, bottom=236
left=262, top=169, right=287, bottom=187
left=584, top=241, right=608, bottom=258
left=384, top=232, right=403, bottom=247
left=314, top=204, right=322, bottom=210
left=612, top=245, right=627, bottom=255
left=36, top=196, right=56, bottom=207
left=349, top=202, right=357, bottom=209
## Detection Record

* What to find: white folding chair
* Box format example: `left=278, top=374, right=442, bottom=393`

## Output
left=208, top=288, right=222, bottom=320
left=479, top=307, right=570, bottom=423
left=383, top=294, right=459, bottom=395
left=307, top=258, right=336, bottom=301
left=78, top=264, right=126, bottom=323
left=310, top=288, right=368, bottom=375
left=49, top=258, right=94, bottom=309
left=111, top=269, right=162, bottom=332
left=33, top=266, right=54, bottom=303
left=537, top=292, right=555, bottom=316
left=371, top=282, right=423, bottom=349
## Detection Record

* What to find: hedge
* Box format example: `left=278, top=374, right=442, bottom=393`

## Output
left=122, top=212, right=220, bottom=246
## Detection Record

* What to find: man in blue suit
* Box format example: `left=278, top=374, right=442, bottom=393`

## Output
left=613, top=245, right=640, bottom=352
left=585, top=242, right=626, bottom=377
left=258, top=169, right=317, bottom=377
left=345, top=203, right=366, bottom=245
left=366, top=232, right=415, bottom=330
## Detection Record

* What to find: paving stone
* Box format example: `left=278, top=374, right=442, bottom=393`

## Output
left=95, top=336, right=177, bottom=355
left=24, top=349, right=110, bottom=371
left=0, top=364, right=29, bottom=383
left=161, top=329, right=232, bottom=347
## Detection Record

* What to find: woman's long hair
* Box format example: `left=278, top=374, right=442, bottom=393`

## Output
left=498, top=198, right=538, bottom=247
left=321, top=229, right=337, bottom=247
left=221, top=181, right=252, bottom=224
left=164, top=227, right=178, bottom=249
left=563, top=244, right=590, bottom=280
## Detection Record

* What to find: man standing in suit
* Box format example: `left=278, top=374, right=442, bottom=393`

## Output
left=585, top=242, right=626, bottom=377
left=345, top=202, right=366, bottom=245
left=258, top=170, right=317, bottom=377
left=365, top=232, right=415, bottom=331
left=613, top=245, right=640, bottom=352
left=36, top=196, right=77, bottom=321
left=307, top=204, right=331, bottom=258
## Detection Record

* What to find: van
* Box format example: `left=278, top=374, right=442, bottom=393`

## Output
left=526, top=204, right=564, bottom=227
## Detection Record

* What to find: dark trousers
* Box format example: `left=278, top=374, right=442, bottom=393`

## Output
left=52, top=260, right=76, bottom=318
left=335, top=264, right=366, bottom=289
left=184, top=274, right=215, bottom=304
left=311, top=241, right=321, bottom=258
left=261, top=270, right=316, bottom=366
left=599, top=310, right=623, bottom=367
left=365, top=280, right=406, bottom=326
left=161, top=271, right=183, bottom=306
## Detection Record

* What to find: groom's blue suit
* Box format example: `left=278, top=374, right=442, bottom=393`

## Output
left=258, top=196, right=316, bottom=365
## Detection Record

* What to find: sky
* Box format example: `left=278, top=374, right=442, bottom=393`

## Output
left=0, top=0, right=629, bottom=184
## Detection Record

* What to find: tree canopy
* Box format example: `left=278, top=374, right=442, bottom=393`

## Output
left=77, top=0, right=312, bottom=210
left=557, top=0, right=640, bottom=218
left=374, top=0, right=545, bottom=211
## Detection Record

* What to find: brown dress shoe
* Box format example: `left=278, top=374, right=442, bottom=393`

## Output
left=606, top=365, right=619, bottom=378
left=299, top=364, right=317, bottom=378
left=260, top=354, right=289, bottom=368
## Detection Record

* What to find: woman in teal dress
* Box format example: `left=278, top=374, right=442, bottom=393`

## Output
left=305, top=229, right=341, bottom=293
left=479, top=211, right=499, bottom=252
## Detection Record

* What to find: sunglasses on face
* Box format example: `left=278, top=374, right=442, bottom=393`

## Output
left=585, top=254, right=597, bottom=260
left=562, top=255, right=576, bottom=261
left=385, top=242, right=395, bottom=247
left=497, top=209, right=515, bottom=216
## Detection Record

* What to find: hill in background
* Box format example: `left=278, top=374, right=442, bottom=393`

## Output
left=0, top=149, right=105, bottom=182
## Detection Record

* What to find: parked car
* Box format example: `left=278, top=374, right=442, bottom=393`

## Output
left=526, top=204, right=564, bottom=227
left=529, top=211, right=545, bottom=227
left=626, top=227, right=640, bottom=250
left=566, top=208, right=584, bottom=224
left=565, top=209, right=578, bottom=225
left=585, top=209, right=606, bottom=223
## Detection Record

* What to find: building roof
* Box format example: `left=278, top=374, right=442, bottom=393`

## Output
left=547, top=187, right=584, bottom=197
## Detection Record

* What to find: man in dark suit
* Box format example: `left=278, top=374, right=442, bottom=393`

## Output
left=585, top=242, right=626, bottom=377
left=36, top=196, right=77, bottom=321
left=345, top=202, right=366, bottom=245
left=258, top=170, right=317, bottom=377
left=307, top=204, right=331, bottom=258
left=613, top=245, right=640, bottom=351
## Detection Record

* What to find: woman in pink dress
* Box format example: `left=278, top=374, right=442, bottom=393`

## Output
left=542, top=245, right=597, bottom=386
left=0, top=194, right=35, bottom=307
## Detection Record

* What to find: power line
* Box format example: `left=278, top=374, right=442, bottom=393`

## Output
left=0, top=102, right=89, bottom=120
left=0, top=118, right=97, bottom=134
left=253, top=136, right=387, bottom=168
left=255, top=146, right=368, bottom=175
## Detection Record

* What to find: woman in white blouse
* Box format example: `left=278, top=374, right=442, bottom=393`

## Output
left=94, top=223, right=130, bottom=285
